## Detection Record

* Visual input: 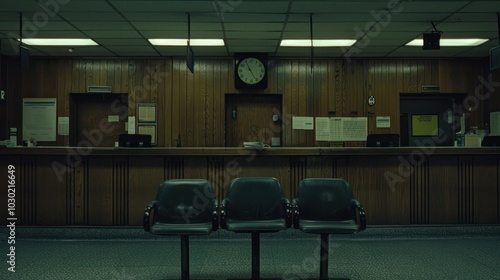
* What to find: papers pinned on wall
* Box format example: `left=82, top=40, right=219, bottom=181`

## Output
left=315, top=117, right=368, bottom=142
left=292, top=116, right=314, bottom=130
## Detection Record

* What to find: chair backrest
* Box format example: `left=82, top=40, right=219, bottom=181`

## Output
left=296, top=178, right=355, bottom=221
left=154, top=179, right=215, bottom=224
left=225, top=177, right=285, bottom=220
left=366, top=134, right=399, bottom=147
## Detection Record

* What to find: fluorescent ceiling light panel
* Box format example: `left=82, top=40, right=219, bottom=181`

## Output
left=20, top=38, right=98, bottom=46
left=149, top=39, right=224, bottom=46
left=280, top=39, right=356, bottom=47
left=406, top=38, right=488, bottom=47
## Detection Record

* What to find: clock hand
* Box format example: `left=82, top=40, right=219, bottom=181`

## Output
left=246, top=61, right=256, bottom=79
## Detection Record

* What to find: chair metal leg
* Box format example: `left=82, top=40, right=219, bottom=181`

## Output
left=319, top=233, right=329, bottom=280
left=181, top=235, right=190, bottom=280
left=251, top=232, right=260, bottom=280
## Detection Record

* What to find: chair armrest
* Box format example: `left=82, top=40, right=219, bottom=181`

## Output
left=219, top=198, right=228, bottom=229
left=292, top=198, right=300, bottom=229
left=352, top=199, right=366, bottom=231
left=212, top=199, right=219, bottom=231
left=282, top=198, right=292, bottom=228
left=143, top=200, right=159, bottom=232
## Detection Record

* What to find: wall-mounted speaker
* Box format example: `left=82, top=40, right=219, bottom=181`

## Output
left=423, top=33, right=440, bottom=50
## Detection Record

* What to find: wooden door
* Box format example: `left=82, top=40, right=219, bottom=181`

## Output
left=225, top=94, right=282, bottom=147
left=70, top=93, right=128, bottom=147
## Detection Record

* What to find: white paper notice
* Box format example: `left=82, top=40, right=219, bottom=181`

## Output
left=58, top=117, right=69, bottom=136
left=292, top=116, right=314, bottom=130
left=315, top=117, right=368, bottom=142
left=376, top=116, right=391, bottom=128
left=23, top=98, right=57, bottom=141
left=128, top=116, right=136, bottom=134
left=108, top=115, right=119, bottom=123
left=315, top=117, right=330, bottom=141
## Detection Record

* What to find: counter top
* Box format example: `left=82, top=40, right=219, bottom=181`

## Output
left=1, top=146, right=499, bottom=156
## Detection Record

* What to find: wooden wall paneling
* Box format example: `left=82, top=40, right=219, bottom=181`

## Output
left=128, top=156, right=164, bottom=226
left=306, top=155, right=333, bottom=178
left=60, top=59, right=73, bottom=146
left=36, top=156, right=68, bottom=225
left=111, top=60, right=122, bottom=93
left=134, top=59, right=147, bottom=109
left=84, top=60, right=95, bottom=89
left=298, top=60, right=308, bottom=146
left=165, top=156, right=184, bottom=179
left=20, top=156, right=36, bottom=225
left=72, top=157, right=88, bottom=225
left=387, top=60, right=400, bottom=135
left=113, top=156, right=128, bottom=225
left=0, top=57, right=492, bottom=148
left=290, top=60, right=300, bottom=146
left=366, top=60, right=375, bottom=134
left=408, top=59, right=419, bottom=93
left=196, top=59, right=207, bottom=146
left=171, top=59, right=181, bottom=146
left=333, top=156, right=348, bottom=180
left=457, top=156, right=474, bottom=223
left=348, top=156, right=410, bottom=225
left=314, top=60, right=328, bottom=147
left=438, top=60, right=454, bottom=93
left=184, top=156, right=208, bottom=180
left=326, top=60, right=335, bottom=117
left=127, top=60, right=137, bottom=116
left=207, top=157, right=225, bottom=203
left=186, top=59, right=195, bottom=147
left=428, top=155, right=459, bottom=223
left=465, top=60, right=485, bottom=128
left=346, top=59, right=363, bottom=120
left=472, top=155, right=498, bottom=223
left=423, top=59, right=433, bottom=85
left=410, top=154, right=430, bottom=224
left=279, top=60, right=292, bottom=147
left=212, top=60, right=222, bottom=147
left=416, top=59, right=426, bottom=91
left=87, top=156, right=114, bottom=225
left=336, top=60, right=347, bottom=117
left=201, top=60, right=212, bottom=147
left=177, top=59, right=188, bottom=147
left=290, top=156, right=306, bottom=198
left=156, top=59, right=170, bottom=147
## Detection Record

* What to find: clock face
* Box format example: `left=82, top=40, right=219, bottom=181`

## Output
left=237, top=58, right=266, bottom=85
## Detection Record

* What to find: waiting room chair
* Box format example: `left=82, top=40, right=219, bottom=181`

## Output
left=293, top=178, right=366, bottom=280
left=143, top=179, right=218, bottom=280
left=220, top=177, right=292, bottom=280
left=366, top=134, right=399, bottom=147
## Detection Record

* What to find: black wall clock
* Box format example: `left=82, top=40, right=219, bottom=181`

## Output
left=234, top=53, right=268, bottom=89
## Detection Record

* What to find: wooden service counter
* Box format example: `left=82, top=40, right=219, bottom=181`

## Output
left=1, top=146, right=499, bottom=226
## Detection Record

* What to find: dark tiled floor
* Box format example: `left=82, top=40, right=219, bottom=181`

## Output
left=1, top=226, right=500, bottom=279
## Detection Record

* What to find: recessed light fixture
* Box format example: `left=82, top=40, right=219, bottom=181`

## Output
left=19, top=38, right=98, bottom=46
left=149, top=39, right=224, bottom=46
left=406, top=38, right=489, bottom=47
left=280, top=39, right=357, bottom=47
